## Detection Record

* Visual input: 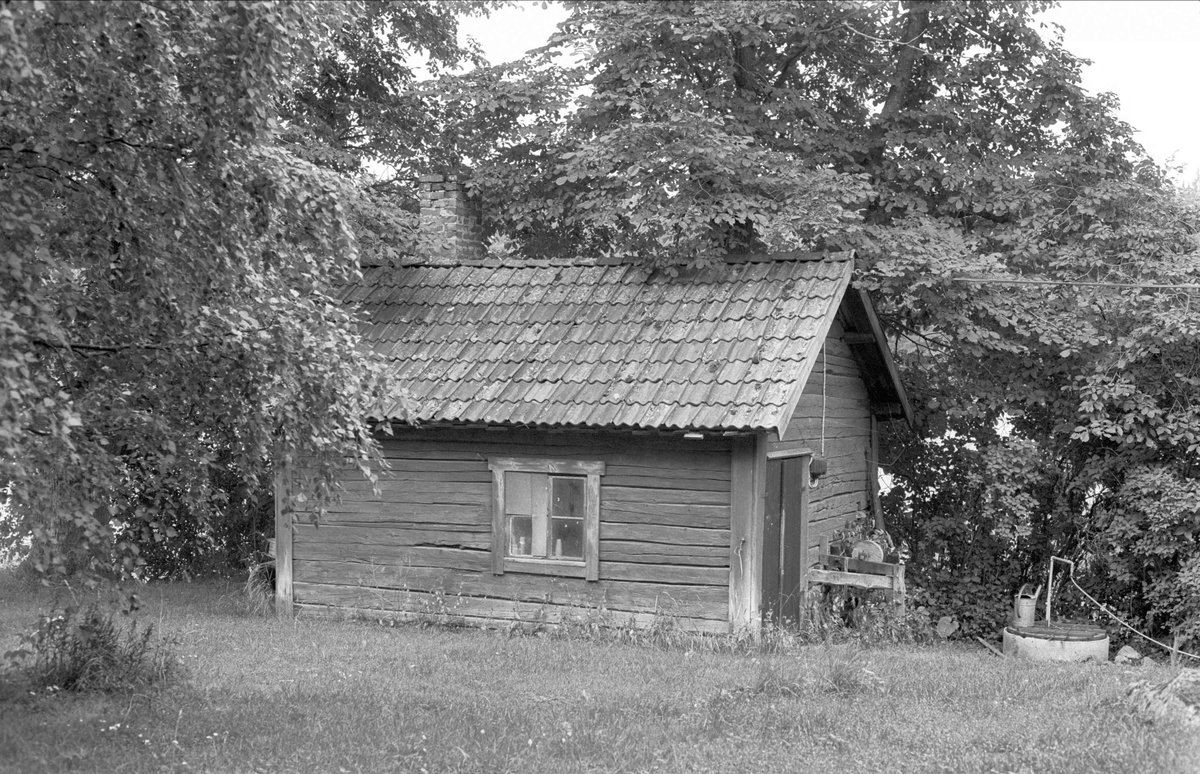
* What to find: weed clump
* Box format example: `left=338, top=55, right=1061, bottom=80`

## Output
left=241, top=560, right=276, bottom=616
left=4, top=602, right=183, bottom=692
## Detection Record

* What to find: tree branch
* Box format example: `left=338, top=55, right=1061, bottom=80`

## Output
left=772, top=46, right=806, bottom=90
left=32, top=338, right=164, bottom=355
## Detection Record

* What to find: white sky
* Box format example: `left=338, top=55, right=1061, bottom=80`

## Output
left=458, top=1, right=1200, bottom=182
left=1041, top=1, right=1200, bottom=181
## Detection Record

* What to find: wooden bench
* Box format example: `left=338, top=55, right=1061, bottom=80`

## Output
left=807, top=535, right=906, bottom=607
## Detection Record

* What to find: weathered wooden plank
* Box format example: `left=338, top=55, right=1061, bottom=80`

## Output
left=809, top=479, right=870, bottom=506
left=809, top=490, right=868, bottom=518
left=780, top=455, right=807, bottom=624
left=799, top=374, right=871, bottom=398
left=377, top=433, right=732, bottom=459
left=808, top=496, right=866, bottom=519
left=337, top=480, right=490, bottom=497
left=319, top=517, right=485, bottom=533
left=370, top=470, right=492, bottom=484
left=585, top=467, right=600, bottom=581
left=489, top=458, right=605, bottom=476
left=791, top=395, right=872, bottom=412
left=601, top=502, right=729, bottom=529
left=297, top=522, right=489, bottom=538
left=603, top=463, right=730, bottom=483
left=293, top=541, right=491, bottom=572
left=599, top=551, right=729, bottom=567
left=795, top=411, right=870, bottom=428
left=374, top=448, right=729, bottom=487
left=765, top=439, right=815, bottom=459
left=603, top=486, right=729, bottom=506
left=797, top=374, right=870, bottom=395
left=820, top=351, right=861, bottom=369
left=377, top=445, right=487, bottom=462
left=601, top=474, right=730, bottom=492
left=807, top=568, right=895, bottom=591
left=817, top=553, right=900, bottom=577
left=490, top=462, right=504, bottom=575
left=499, top=559, right=585, bottom=578
left=373, top=458, right=490, bottom=473
left=601, top=522, right=729, bottom=547
left=600, top=540, right=728, bottom=566
left=370, top=440, right=732, bottom=485
left=306, top=503, right=487, bottom=525
left=796, top=456, right=811, bottom=621
left=808, top=513, right=866, bottom=538
left=292, top=562, right=729, bottom=618
left=786, top=425, right=869, bottom=444
left=600, top=561, right=729, bottom=586
left=318, top=499, right=733, bottom=528
left=332, top=489, right=487, bottom=507
left=293, top=523, right=489, bottom=550
left=794, top=446, right=870, bottom=467
left=787, top=416, right=869, bottom=436
left=807, top=461, right=869, bottom=481
left=293, top=592, right=731, bottom=634
left=762, top=458, right=782, bottom=625
left=728, top=435, right=764, bottom=633
left=599, top=539, right=728, bottom=559
left=274, top=463, right=293, bottom=617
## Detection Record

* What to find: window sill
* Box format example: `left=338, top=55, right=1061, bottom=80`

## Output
left=503, top=557, right=587, bottom=578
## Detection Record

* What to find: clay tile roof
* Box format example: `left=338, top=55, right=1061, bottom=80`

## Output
left=353, top=252, right=855, bottom=436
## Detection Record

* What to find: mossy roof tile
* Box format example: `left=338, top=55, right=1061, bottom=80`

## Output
left=348, top=253, right=854, bottom=433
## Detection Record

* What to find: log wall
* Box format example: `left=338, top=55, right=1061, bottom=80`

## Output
left=781, top=318, right=873, bottom=568
left=289, top=428, right=733, bottom=633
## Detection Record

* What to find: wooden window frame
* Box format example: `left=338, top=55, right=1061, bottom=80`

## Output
left=488, top=457, right=604, bottom=581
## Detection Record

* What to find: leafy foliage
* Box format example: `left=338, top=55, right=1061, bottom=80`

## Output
left=1092, top=466, right=1200, bottom=644
left=280, top=0, right=492, bottom=267
left=0, top=1, right=402, bottom=583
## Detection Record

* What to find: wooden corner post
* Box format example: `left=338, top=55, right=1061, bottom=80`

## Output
left=729, top=434, right=766, bottom=636
left=273, top=450, right=293, bottom=618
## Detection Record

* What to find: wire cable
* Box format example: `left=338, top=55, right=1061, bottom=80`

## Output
left=1052, top=556, right=1200, bottom=662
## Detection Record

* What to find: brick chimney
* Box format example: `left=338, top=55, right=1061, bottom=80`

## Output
left=418, top=173, right=485, bottom=263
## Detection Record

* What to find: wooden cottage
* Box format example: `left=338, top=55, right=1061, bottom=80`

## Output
left=274, top=176, right=912, bottom=634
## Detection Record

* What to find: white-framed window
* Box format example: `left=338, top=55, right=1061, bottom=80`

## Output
left=488, top=458, right=604, bottom=580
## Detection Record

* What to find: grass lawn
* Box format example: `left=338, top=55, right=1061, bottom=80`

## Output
left=1, top=576, right=1196, bottom=774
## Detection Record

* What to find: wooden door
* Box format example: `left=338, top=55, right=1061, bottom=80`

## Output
left=762, top=455, right=810, bottom=625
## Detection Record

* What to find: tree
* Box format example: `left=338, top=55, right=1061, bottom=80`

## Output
left=0, top=0, right=396, bottom=584
left=279, top=0, right=492, bottom=267
left=428, top=0, right=1200, bottom=638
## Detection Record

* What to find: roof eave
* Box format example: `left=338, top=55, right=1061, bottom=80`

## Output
left=841, top=287, right=914, bottom=427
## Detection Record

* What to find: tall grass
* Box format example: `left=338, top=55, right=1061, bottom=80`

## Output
left=0, top=574, right=1197, bottom=774
left=5, top=601, right=183, bottom=693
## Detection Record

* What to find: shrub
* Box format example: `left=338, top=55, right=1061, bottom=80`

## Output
left=788, top=587, right=933, bottom=647
left=4, top=602, right=183, bottom=692
left=1095, top=465, right=1200, bottom=644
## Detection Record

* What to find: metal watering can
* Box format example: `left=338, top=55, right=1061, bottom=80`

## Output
left=1013, top=583, right=1042, bottom=628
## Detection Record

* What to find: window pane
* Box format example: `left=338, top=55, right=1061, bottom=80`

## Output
left=509, top=515, right=532, bottom=556
left=550, top=517, right=583, bottom=559
left=551, top=477, right=584, bottom=519
left=505, top=471, right=531, bottom=514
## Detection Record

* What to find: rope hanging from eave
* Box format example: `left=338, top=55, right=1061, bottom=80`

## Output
left=820, top=342, right=827, bottom=458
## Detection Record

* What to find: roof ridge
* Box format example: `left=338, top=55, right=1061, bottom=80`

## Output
left=390, top=250, right=852, bottom=270
left=395, top=256, right=601, bottom=269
